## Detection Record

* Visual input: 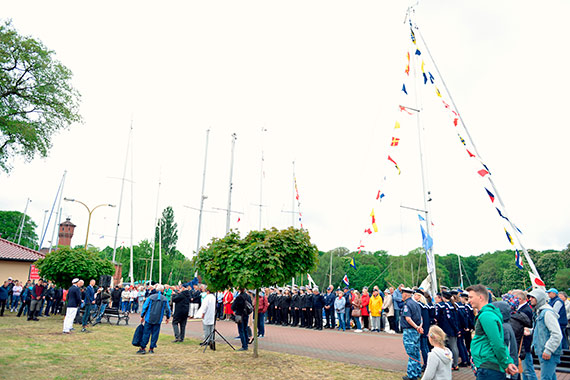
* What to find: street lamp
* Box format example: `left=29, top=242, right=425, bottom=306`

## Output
left=64, top=198, right=116, bottom=248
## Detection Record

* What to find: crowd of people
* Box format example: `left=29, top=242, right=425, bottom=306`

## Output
left=2, top=275, right=569, bottom=380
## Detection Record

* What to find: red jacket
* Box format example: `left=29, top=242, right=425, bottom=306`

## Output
left=257, top=295, right=269, bottom=314
left=360, top=293, right=370, bottom=316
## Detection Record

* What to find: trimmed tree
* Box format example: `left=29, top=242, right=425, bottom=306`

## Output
left=35, top=246, right=114, bottom=288
left=196, top=227, right=318, bottom=357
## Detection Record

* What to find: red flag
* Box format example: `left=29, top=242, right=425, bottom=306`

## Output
left=478, top=169, right=489, bottom=177
left=364, top=228, right=372, bottom=235
left=390, top=137, right=400, bottom=146
left=453, top=118, right=458, bottom=126
left=388, top=155, right=401, bottom=174
left=399, top=105, right=413, bottom=115
left=466, top=149, right=476, bottom=158
left=237, top=217, right=241, bottom=223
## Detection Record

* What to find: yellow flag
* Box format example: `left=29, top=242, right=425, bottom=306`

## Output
left=373, top=223, right=378, bottom=233
left=421, top=60, right=425, bottom=73
left=394, top=121, right=400, bottom=129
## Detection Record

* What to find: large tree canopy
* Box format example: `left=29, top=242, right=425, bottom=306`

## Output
left=0, top=209, right=38, bottom=248
left=0, top=20, right=81, bottom=173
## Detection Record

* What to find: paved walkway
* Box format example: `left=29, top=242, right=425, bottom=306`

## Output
left=127, top=314, right=570, bottom=380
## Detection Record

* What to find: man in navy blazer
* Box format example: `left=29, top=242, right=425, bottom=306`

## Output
left=63, top=279, right=83, bottom=334
left=81, top=279, right=96, bottom=332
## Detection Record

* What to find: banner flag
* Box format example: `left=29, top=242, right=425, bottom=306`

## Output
left=402, top=84, right=408, bottom=95
left=485, top=188, right=495, bottom=203
left=391, top=137, right=400, bottom=146
left=350, top=257, right=357, bottom=269
left=478, top=169, right=489, bottom=177
left=529, top=272, right=545, bottom=289
left=515, top=249, right=524, bottom=269
left=343, top=274, right=350, bottom=286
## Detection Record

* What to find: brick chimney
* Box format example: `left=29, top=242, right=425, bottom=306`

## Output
left=58, top=218, right=76, bottom=247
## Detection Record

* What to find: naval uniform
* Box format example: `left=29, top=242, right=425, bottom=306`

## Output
left=401, top=297, right=423, bottom=380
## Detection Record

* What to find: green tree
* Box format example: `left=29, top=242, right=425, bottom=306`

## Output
left=155, top=206, right=178, bottom=256
left=35, top=246, right=114, bottom=288
left=0, top=210, right=38, bottom=248
left=0, top=20, right=81, bottom=173
left=554, top=268, right=570, bottom=291
left=196, top=227, right=318, bottom=357
left=536, top=252, right=561, bottom=287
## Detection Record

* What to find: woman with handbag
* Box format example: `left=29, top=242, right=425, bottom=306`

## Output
left=351, top=290, right=363, bottom=332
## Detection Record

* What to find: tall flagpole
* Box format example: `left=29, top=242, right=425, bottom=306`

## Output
left=129, top=126, right=135, bottom=285
left=48, top=171, right=66, bottom=253
left=258, top=128, right=267, bottom=230
left=408, top=7, right=438, bottom=299
left=112, top=125, right=132, bottom=263
left=17, top=198, right=31, bottom=245
left=196, top=129, right=210, bottom=256
left=225, top=133, right=237, bottom=234
left=149, top=173, right=161, bottom=285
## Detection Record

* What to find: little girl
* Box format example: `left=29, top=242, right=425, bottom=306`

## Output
left=421, top=325, right=453, bottom=380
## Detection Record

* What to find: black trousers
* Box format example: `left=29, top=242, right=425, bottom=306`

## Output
left=172, top=317, right=188, bottom=341
left=313, top=308, right=323, bottom=329
left=305, top=308, right=313, bottom=328
left=267, top=305, right=274, bottom=323
left=0, top=299, right=6, bottom=316
left=274, top=307, right=281, bottom=324
left=17, top=300, right=28, bottom=317
left=281, top=308, right=289, bottom=325
left=292, top=309, right=300, bottom=326
left=325, top=307, right=335, bottom=328
left=300, top=308, right=306, bottom=327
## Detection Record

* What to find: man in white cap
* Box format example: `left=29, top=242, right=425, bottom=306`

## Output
left=63, top=279, right=82, bottom=334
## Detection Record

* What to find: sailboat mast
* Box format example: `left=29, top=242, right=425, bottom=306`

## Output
left=226, top=133, right=237, bottom=234
left=458, top=254, right=464, bottom=289
left=292, top=161, right=296, bottom=227
left=48, top=171, right=66, bottom=254
left=112, top=125, right=132, bottom=263
left=17, top=198, right=31, bottom=245
left=196, top=129, right=210, bottom=256
left=149, top=174, right=161, bottom=284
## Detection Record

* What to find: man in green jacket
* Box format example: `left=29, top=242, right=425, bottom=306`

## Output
left=466, top=284, right=518, bottom=380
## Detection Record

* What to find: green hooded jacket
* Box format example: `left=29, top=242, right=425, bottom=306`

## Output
left=471, top=303, right=514, bottom=372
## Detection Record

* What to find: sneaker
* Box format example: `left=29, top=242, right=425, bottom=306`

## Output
left=173, top=339, right=180, bottom=343
left=363, top=328, right=369, bottom=332
left=237, top=347, right=248, bottom=351
left=148, top=349, right=154, bottom=354
left=136, top=349, right=146, bottom=355
left=355, top=329, right=363, bottom=333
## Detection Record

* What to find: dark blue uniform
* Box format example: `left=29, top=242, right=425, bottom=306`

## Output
left=401, top=297, right=422, bottom=379
left=435, top=301, right=459, bottom=337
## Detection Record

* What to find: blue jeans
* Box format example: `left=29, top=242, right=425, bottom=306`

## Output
left=352, top=316, right=361, bottom=330
left=538, top=354, right=560, bottom=380
left=476, top=367, right=506, bottom=380
left=45, top=300, right=53, bottom=315
left=237, top=314, right=249, bottom=349
left=337, top=311, right=346, bottom=331
left=344, top=309, right=351, bottom=329
left=82, top=303, right=93, bottom=327
left=522, top=353, right=538, bottom=380
left=121, top=301, right=129, bottom=312
left=96, top=304, right=107, bottom=322
left=257, top=312, right=266, bottom=337
left=141, top=322, right=161, bottom=349
left=394, top=309, right=401, bottom=332
left=11, top=297, right=19, bottom=310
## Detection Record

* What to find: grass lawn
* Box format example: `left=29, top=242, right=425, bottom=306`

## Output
left=0, top=313, right=403, bottom=380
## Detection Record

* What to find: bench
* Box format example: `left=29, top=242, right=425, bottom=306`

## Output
left=102, top=307, right=130, bottom=325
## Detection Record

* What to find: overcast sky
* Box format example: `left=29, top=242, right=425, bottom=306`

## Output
left=2, top=1, right=569, bottom=261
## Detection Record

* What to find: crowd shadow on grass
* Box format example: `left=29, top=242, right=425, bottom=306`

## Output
left=0, top=314, right=403, bottom=380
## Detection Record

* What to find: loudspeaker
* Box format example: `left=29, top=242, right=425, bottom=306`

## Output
left=99, top=275, right=112, bottom=289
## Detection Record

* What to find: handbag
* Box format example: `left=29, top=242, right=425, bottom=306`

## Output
left=351, top=309, right=362, bottom=317
left=132, top=323, right=144, bottom=346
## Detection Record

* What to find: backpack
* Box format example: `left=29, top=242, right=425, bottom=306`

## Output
left=245, top=299, right=254, bottom=315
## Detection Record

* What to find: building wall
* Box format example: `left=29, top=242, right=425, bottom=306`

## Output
left=0, top=260, right=33, bottom=282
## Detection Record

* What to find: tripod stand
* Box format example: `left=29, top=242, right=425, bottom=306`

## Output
left=201, top=319, right=235, bottom=352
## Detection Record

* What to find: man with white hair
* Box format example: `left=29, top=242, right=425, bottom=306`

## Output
left=137, top=284, right=171, bottom=354
left=197, top=285, right=216, bottom=350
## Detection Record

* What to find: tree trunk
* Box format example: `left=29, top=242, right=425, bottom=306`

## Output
left=253, top=287, right=259, bottom=358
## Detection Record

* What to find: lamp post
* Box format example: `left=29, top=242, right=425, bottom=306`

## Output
left=64, top=198, right=115, bottom=248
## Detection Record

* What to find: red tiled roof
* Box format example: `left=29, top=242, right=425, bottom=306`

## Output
left=0, top=238, right=45, bottom=261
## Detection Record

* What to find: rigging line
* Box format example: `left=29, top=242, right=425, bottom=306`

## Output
left=416, top=26, right=539, bottom=277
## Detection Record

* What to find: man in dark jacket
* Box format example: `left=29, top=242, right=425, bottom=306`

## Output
left=81, top=279, right=96, bottom=332
left=111, top=286, right=122, bottom=309
left=172, top=287, right=191, bottom=342
left=63, top=279, right=83, bottom=333
left=189, top=285, right=201, bottom=318
left=44, top=283, right=55, bottom=316
left=28, top=279, right=46, bottom=321
left=231, top=289, right=252, bottom=351
left=137, top=284, right=171, bottom=354
left=0, top=280, right=9, bottom=316
left=324, top=285, right=336, bottom=329
left=312, top=287, right=325, bottom=330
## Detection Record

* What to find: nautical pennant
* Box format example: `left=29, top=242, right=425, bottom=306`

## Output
left=496, top=207, right=510, bottom=222
left=466, top=149, right=476, bottom=158
left=429, top=72, right=434, bottom=84
left=370, top=209, right=378, bottom=232
left=402, top=84, right=408, bottom=95
left=423, top=73, right=428, bottom=85
left=420, top=224, right=434, bottom=251
left=388, top=155, right=401, bottom=175
left=350, top=257, right=357, bottom=269
left=458, top=134, right=466, bottom=146
left=399, top=105, right=413, bottom=115
left=394, top=121, right=401, bottom=129
left=391, top=137, right=400, bottom=146
left=364, top=228, right=372, bottom=235
left=410, top=30, right=416, bottom=44
left=515, top=249, right=524, bottom=269
left=478, top=169, right=489, bottom=177
left=453, top=118, right=459, bottom=126
left=415, top=49, right=421, bottom=56
left=504, top=228, right=514, bottom=245
left=485, top=188, right=495, bottom=203
left=376, top=190, right=385, bottom=200
left=435, top=87, right=441, bottom=97
left=343, top=274, right=350, bottom=286
left=418, top=214, right=425, bottom=221
left=405, top=52, right=410, bottom=76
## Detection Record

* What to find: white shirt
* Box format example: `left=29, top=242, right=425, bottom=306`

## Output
left=197, top=293, right=216, bottom=325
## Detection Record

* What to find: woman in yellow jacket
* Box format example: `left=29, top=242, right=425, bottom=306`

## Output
left=369, top=289, right=383, bottom=332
